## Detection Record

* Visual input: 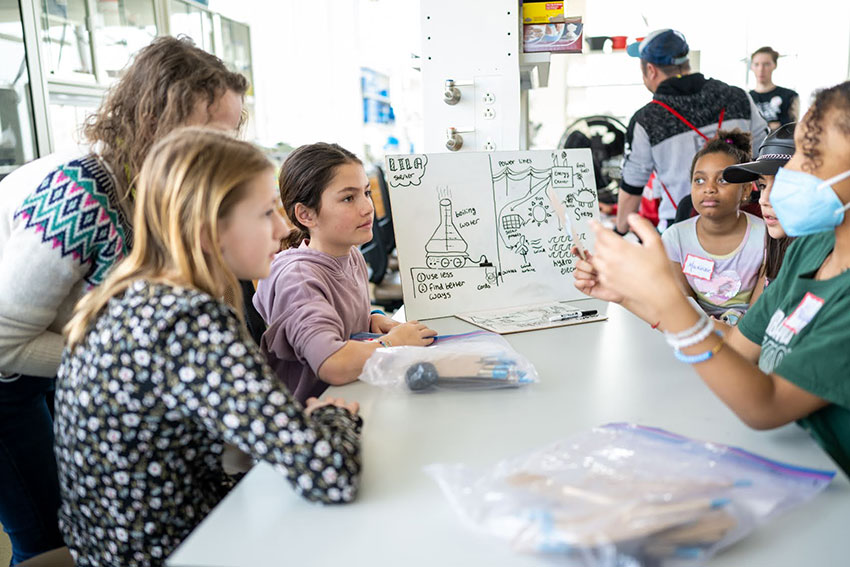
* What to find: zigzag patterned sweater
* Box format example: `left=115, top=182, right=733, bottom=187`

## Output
left=0, top=154, right=131, bottom=377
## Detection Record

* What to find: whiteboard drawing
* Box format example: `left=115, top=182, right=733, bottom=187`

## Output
left=411, top=195, right=496, bottom=299
left=386, top=149, right=599, bottom=320
left=425, top=198, right=490, bottom=269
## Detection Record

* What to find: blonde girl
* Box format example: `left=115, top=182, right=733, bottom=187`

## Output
left=0, top=35, right=247, bottom=563
left=55, top=128, right=362, bottom=566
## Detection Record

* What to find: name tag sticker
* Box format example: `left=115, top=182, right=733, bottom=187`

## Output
left=782, top=292, right=825, bottom=334
left=682, top=254, right=715, bottom=281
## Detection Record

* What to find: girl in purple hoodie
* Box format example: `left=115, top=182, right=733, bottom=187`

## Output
left=254, top=143, right=436, bottom=402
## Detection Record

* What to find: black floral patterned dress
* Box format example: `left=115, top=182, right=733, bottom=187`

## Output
left=54, top=281, right=362, bottom=566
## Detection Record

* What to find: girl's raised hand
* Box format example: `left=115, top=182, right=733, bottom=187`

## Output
left=369, top=313, right=400, bottom=334
left=304, top=396, right=360, bottom=417
left=589, top=214, right=679, bottom=310
left=385, top=320, right=437, bottom=346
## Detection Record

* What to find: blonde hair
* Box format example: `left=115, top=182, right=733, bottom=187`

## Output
left=66, top=127, right=272, bottom=349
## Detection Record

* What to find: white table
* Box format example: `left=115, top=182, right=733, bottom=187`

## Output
left=167, top=301, right=849, bottom=566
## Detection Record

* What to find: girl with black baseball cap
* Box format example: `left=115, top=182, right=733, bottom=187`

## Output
left=724, top=122, right=796, bottom=301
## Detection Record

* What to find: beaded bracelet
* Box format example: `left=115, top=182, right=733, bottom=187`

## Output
left=377, top=339, right=392, bottom=348
left=667, top=316, right=715, bottom=349
left=673, top=332, right=724, bottom=363
left=664, top=308, right=709, bottom=341
left=663, top=309, right=712, bottom=348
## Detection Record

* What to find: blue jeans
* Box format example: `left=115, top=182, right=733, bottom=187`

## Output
left=0, top=376, right=64, bottom=565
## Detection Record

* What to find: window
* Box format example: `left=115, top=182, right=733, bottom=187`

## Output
left=92, top=0, right=158, bottom=80
left=48, top=91, right=99, bottom=153
left=40, top=0, right=95, bottom=79
left=220, top=16, right=252, bottom=94
left=169, top=0, right=214, bottom=53
left=0, top=0, right=38, bottom=178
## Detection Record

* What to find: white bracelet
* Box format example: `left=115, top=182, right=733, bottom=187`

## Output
left=664, top=308, right=709, bottom=341
left=666, top=315, right=714, bottom=349
left=663, top=309, right=709, bottom=346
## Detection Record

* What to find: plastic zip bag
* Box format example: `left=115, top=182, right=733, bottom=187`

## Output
left=427, top=423, right=834, bottom=565
left=357, top=331, right=538, bottom=392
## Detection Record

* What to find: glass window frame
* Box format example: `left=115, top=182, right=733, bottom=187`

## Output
left=219, top=14, right=253, bottom=95
left=17, top=0, right=254, bottom=159
left=38, top=0, right=100, bottom=84
left=14, top=0, right=52, bottom=162
left=0, top=0, right=41, bottom=176
left=167, top=0, right=215, bottom=53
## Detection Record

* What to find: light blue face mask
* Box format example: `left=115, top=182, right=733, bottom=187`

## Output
left=770, top=167, right=850, bottom=237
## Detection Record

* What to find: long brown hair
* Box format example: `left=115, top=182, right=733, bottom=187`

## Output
left=84, top=36, right=247, bottom=211
left=65, top=128, right=272, bottom=349
left=764, top=235, right=793, bottom=281
left=278, top=142, right=362, bottom=249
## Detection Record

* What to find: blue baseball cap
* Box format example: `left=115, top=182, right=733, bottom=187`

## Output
left=627, top=29, right=689, bottom=66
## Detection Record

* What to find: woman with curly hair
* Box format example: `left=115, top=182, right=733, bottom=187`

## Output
left=0, top=36, right=246, bottom=563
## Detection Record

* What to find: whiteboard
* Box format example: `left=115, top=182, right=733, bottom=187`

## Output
left=385, top=149, right=599, bottom=320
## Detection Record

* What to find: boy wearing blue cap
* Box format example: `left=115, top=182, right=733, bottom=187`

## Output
left=615, top=29, right=768, bottom=233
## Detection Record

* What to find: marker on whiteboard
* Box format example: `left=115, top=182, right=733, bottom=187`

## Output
left=548, top=309, right=597, bottom=322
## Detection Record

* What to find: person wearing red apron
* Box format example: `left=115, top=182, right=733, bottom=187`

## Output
left=617, top=29, right=768, bottom=233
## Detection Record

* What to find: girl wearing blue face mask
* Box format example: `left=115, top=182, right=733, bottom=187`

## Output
left=572, top=81, right=850, bottom=475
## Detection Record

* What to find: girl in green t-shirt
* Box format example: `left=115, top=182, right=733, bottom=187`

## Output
left=573, top=81, right=850, bottom=474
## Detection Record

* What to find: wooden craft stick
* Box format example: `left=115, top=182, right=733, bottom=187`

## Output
left=507, top=473, right=615, bottom=506
left=507, top=473, right=741, bottom=503
left=545, top=181, right=587, bottom=261
left=505, top=472, right=739, bottom=548
left=654, top=510, right=737, bottom=544
left=624, top=497, right=729, bottom=521
left=569, top=227, right=587, bottom=261
left=551, top=506, right=712, bottom=546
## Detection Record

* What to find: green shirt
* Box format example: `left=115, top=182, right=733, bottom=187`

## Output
left=738, top=231, right=850, bottom=475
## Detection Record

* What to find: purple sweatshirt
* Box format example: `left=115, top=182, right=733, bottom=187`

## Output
left=253, top=241, right=371, bottom=403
